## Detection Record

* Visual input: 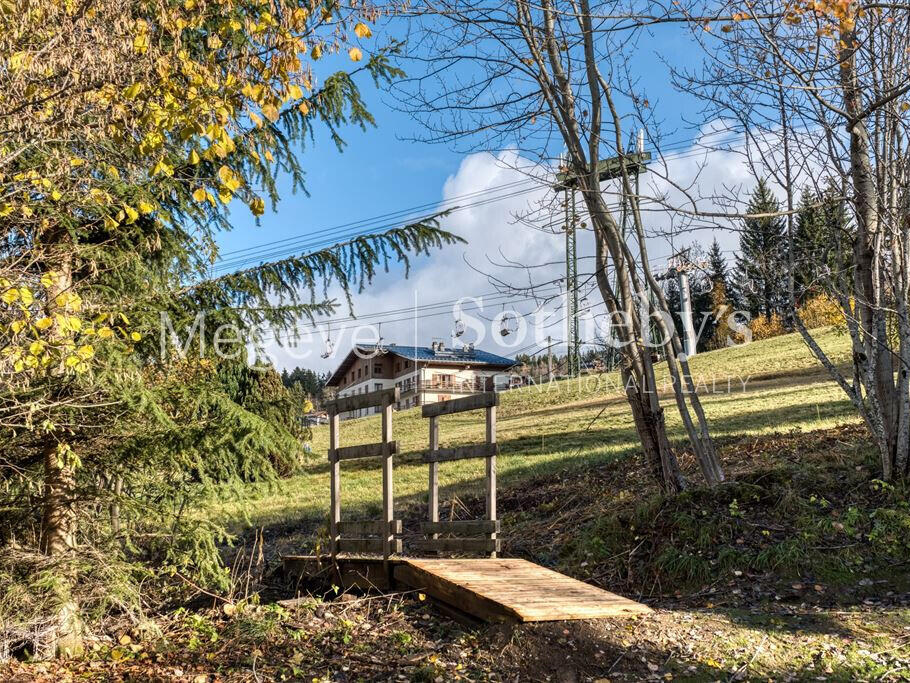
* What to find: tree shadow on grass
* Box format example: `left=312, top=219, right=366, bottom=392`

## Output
left=236, top=396, right=855, bottom=564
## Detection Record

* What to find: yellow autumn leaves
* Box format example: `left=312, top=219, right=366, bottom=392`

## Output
left=1, top=275, right=140, bottom=376
left=3, top=1, right=377, bottom=246
left=350, top=20, right=371, bottom=61
left=190, top=164, right=268, bottom=216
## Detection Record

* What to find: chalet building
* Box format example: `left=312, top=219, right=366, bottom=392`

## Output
left=325, top=342, right=516, bottom=419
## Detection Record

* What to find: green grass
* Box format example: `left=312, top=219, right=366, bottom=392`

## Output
left=212, top=326, right=857, bottom=532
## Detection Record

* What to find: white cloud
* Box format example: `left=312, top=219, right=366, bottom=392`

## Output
left=261, top=150, right=565, bottom=372
left=261, top=132, right=777, bottom=373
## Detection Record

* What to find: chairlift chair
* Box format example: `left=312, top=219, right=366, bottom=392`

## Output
left=321, top=334, right=334, bottom=359
left=375, top=323, right=387, bottom=353
left=500, top=313, right=518, bottom=337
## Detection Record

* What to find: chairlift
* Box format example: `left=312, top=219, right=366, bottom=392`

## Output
left=321, top=333, right=334, bottom=360
left=500, top=311, right=518, bottom=337
left=453, top=317, right=466, bottom=338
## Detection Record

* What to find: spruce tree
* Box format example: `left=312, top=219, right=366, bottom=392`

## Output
left=700, top=239, right=733, bottom=349
left=283, top=367, right=330, bottom=400
left=707, top=239, right=729, bottom=295
left=734, top=180, right=788, bottom=322
left=794, top=182, right=851, bottom=300
left=0, top=0, right=463, bottom=653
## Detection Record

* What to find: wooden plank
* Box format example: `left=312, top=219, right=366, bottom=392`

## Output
left=328, top=412, right=340, bottom=555
left=486, top=404, right=497, bottom=558
left=421, top=392, right=499, bottom=418
left=328, top=387, right=399, bottom=415
left=413, top=538, right=500, bottom=553
left=381, top=394, right=394, bottom=560
left=393, top=562, right=521, bottom=623
left=330, top=440, right=399, bottom=462
left=401, top=558, right=652, bottom=622
left=422, top=442, right=498, bottom=463
left=428, top=415, right=439, bottom=543
left=337, top=538, right=403, bottom=555
left=338, top=563, right=394, bottom=591
left=421, top=520, right=499, bottom=536
left=337, top=520, right=402, bottom=536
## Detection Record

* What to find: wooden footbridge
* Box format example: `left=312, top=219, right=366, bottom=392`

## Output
left=283, top=387, right=650, bottom=624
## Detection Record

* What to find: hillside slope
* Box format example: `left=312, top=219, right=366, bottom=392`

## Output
left=17, top=329, right=907, bottom=682
left=215, top=327, right=855, bottom=530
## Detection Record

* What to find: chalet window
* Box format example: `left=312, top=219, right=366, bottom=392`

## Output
left=406, top=360, right=411, bottom=368
left=357, top=368, right=361, bottom=378
left=350, top=371, right=354, bottom=381
left=395, top=361, right=401, bottom=371
left=374, top=363, right=383, bottom=376
left=374, top=383, right=382, bottom=392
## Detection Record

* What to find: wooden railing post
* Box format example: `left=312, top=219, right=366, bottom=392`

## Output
left=486, top=403, right=497, bottom=558
left=329, top=409, right=340, bottom=557
left=325, top=387, right=401, bottom=559
left=381, top=392, right=394, bottom=561
left=428, top=415, right=439, bottom=546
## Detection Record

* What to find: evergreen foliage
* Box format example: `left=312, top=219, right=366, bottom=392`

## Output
left=794, top=182, right=852, bottom=300
left=703, top=239, right=735, bottom=349
left=706, top=239, right=730, bottom=299
left=281, top=367, right=330, bottom=400
left=661, top=245, right=720, bottom=353
left=734, top=180, right=788, bottom=323
left=0, top=0, right=464, bottom=652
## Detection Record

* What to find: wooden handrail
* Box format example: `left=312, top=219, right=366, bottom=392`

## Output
left=327, top=387, right=400, bottom=414
left=421, top=391, right=499, bottom=418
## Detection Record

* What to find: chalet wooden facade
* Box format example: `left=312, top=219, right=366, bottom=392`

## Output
left=325, top=342, right=516, bottom=419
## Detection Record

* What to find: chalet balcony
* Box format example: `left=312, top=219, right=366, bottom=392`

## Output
left=398, top=377, right=492, bottom=396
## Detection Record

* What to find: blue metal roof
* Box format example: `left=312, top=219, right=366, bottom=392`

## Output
left=362, top=344, right=516, bottom=367
left=326, top=343, right=517, bottom=386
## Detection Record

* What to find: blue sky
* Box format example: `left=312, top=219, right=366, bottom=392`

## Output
left=216, top=20, right=706, bottom=255
left=213, top=19, right=751, bottom=372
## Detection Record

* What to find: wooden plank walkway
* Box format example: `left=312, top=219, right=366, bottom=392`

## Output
left=394, top=558, right=652, bottom=623
left=284, top=555, right=651, bottom=623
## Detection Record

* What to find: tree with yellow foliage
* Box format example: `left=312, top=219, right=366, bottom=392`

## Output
left=0, top=0, right=460, bottom=656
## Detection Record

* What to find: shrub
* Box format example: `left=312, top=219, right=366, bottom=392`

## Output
left=799, top=294, right=845, bottom=329
left=749, top=312, right=787, bottom=340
